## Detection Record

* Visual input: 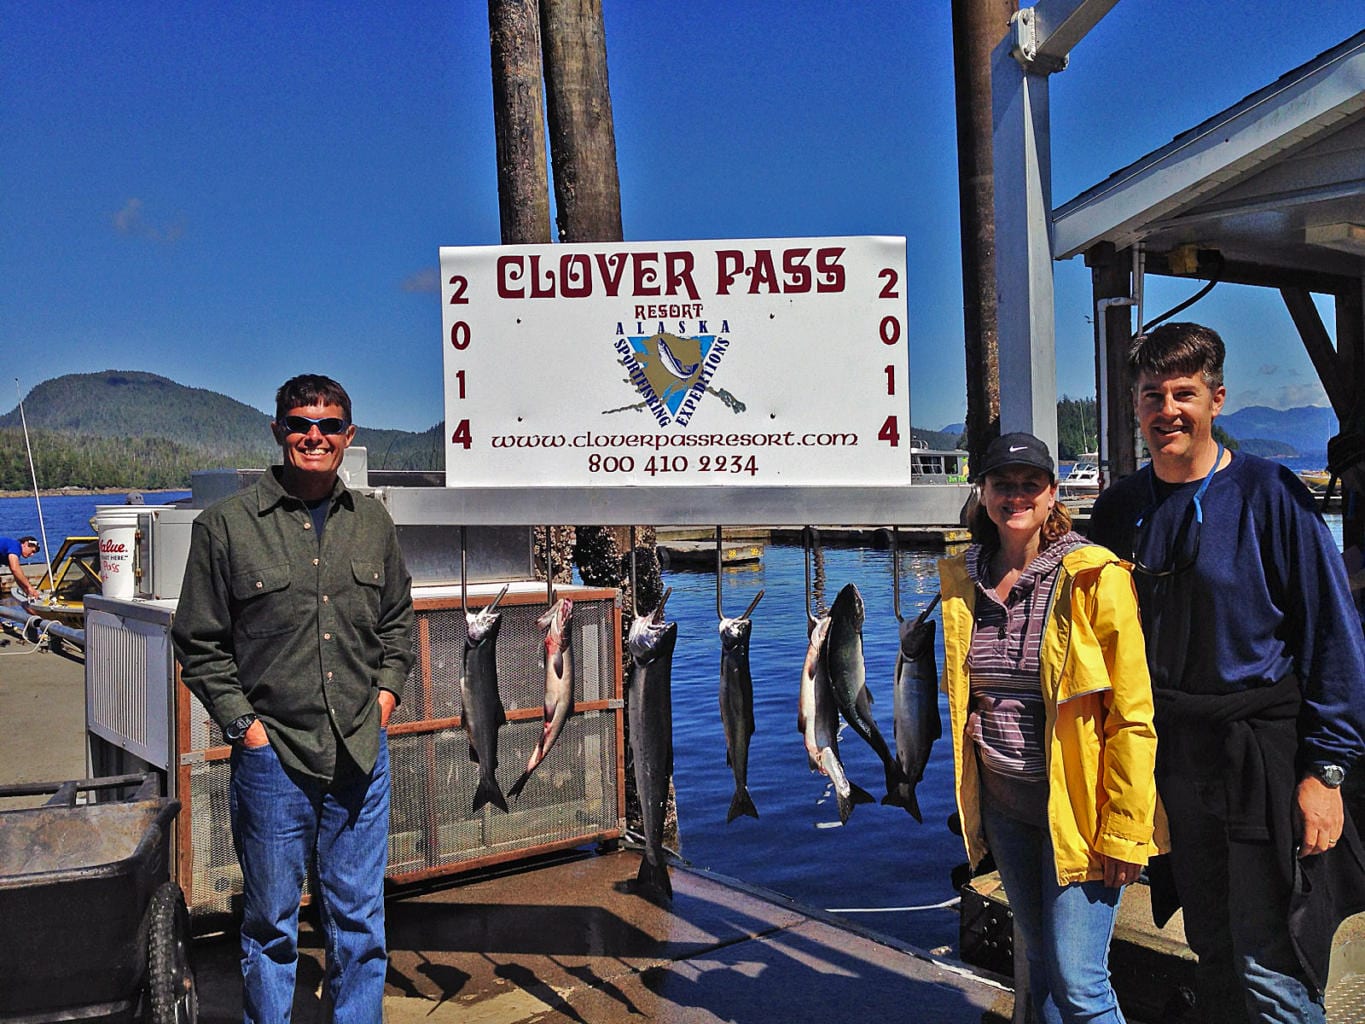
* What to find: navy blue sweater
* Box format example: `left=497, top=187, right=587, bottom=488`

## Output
left=1089, top=452, right=1365, bottom=768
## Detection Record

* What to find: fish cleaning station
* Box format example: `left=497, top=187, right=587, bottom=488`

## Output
left=35, top=234, right=1015, bottom=1023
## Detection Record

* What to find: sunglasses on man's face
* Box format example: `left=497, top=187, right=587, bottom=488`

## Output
left=281, top=415, right=351, bottom=436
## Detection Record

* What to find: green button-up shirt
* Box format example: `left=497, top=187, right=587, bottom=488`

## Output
left=172, top=467, right=414, bottom=781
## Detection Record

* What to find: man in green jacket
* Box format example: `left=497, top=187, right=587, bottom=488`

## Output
left=173, top=374, right=413, bottom=1023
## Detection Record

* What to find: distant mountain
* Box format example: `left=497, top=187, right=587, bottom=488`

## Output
left=1220, top=405, right=1335, bottom=460
left=1233, top=437, right=1299, bottom=458
left=0, top=371, right=275, bottom=456
left=913, top=426, right=964, bottom=450
left=0, top=371, right=441, bottom=489
left=928, top=406, right=1332, bottom=462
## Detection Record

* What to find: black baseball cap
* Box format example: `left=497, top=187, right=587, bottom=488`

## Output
left=974, top=432, right=1055, bottom=481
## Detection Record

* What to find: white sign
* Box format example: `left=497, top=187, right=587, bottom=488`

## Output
left=439, top=236, right=911, bottom=488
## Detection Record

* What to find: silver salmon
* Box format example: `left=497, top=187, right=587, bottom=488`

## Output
left=719, top=590, right=763, bottom=823
left=461, top=584, right=510, bottom=814
left=797, top=614, right=829, bottom=771
left=798, top=613, right=873, bottom=824
left=509, top=597, right=574, bottom=801
left=825, top=582, right=913, bottom=812
left=627, top=590, right=676, bottom=899
left=891, top=595, right=941, bottom=823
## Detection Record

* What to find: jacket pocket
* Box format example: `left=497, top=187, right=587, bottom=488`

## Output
left=351, top=559, right=384, bottom=627
left=230, top=563, right=299, bottom=638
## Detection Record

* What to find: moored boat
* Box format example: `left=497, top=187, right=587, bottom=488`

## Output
left=1059, top=459, right=1100, bottom=500
left=1299, top=467, right=1332, bottom=490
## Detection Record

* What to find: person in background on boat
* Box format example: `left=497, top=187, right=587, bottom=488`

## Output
left=940, top=432, right=1160, bottom=1024
left=172, top=374, right=413, bottom=1023
left=1088, top=322, right=1365, bottom=1024
left=1, top=535, right=42, bottom=602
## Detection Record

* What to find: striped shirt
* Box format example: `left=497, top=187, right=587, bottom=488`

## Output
left=966, top=531, right=1088, bottom=787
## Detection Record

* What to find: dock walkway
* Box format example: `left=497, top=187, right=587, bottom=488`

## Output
left=0, top=637, right=1013, bottom=1024
left=5, top=617, right=1365, bottom=1021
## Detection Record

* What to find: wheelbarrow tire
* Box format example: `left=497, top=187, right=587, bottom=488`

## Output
left=146, top=881, right=198, bottom=1024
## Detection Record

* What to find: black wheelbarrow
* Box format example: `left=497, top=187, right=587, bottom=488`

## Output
left=0, top=773, right=197, bottom=1023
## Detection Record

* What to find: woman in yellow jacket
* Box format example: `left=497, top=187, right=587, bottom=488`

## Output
left=940, top=433, right=1161, bottom=1024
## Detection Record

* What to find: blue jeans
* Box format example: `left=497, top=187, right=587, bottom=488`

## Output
left=1158, top=761, right=1325, bottom=1024
left=982, top=800, right=1125, bottom=1024
left=229, top=734, right=390, bottom=1024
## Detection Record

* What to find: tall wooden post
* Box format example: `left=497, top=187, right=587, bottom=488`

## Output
left=1090, top=242, right=1138, bottom=482
left=488, top=0, right=552, bottom=245
left=489, top=1, right=569, bottom=585
left=536, top=0, right=671, bottom=850
left=951, top=0, right=1016, bottom=468
left=540, top=0, right=622, bottom=243
left=538, top=0, right=654, bottom=616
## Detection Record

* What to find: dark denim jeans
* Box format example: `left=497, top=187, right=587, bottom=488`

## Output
left=982, top=800, right=1126, bottom=1024
left=229, top=733, right=390, bottom=1023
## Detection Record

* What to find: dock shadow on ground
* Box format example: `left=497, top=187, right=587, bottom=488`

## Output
left=193, top=849, right=1014, bottom=1024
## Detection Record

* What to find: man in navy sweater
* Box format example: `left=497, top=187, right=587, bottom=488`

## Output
left=1089, top=322, right=1365, bottom=1023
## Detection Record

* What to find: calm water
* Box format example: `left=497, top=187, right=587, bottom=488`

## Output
left=0, top=491, right=191, bottom=558
left=664, top=542, right=963, bottom=952
left=0, top=480, right=1347, bottom=954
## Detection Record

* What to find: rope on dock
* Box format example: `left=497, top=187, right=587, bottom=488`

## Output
left=825, top=896, right=961, bottom=914
left=0, top=613, right=55, bottom=654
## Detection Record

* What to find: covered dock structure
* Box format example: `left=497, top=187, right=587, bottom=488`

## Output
left=1050, top=29, right=1365, bottom=509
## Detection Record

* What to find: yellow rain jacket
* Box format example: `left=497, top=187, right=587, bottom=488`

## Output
left=939, top=544, right=1166, bottom=885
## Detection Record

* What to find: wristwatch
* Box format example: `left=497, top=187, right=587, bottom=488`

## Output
left=224, top=713, right=258, bottom=743
left=1310, top=762, right=1347, bottom=789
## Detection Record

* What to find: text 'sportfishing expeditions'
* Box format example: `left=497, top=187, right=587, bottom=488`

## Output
left=440, top=236, right=911, bottom=488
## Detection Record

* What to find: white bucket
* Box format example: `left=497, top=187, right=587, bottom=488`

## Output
left=94, top=506, right=141, bottom=599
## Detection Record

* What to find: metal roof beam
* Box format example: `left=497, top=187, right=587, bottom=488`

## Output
left=1013, top=0, right=1120, bottom=73
left=1052, top=34, right=1365, bottom=259
left=376, top=484, right=975, bottom=528
left=1141, top=249, right=1359, bottom=297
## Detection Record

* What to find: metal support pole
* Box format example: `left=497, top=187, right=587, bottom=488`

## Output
left=991, top=0, right=1120, bottom=459
left=992, top=39, right=1058, bottom=454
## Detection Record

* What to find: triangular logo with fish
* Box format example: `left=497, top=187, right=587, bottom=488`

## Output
left=611, top=322, right=735, bottom=427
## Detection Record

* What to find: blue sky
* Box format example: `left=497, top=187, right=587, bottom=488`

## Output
left=3, top=2, right=1362, bottom=432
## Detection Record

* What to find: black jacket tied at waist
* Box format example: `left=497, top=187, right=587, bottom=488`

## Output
left=1149, top=674, right=1365, bottom=994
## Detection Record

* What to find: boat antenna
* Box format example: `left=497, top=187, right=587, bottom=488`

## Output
left=14, top=379, right=54, bottom=598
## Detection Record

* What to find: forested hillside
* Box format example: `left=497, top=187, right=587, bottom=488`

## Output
left=0, top=371, right=441, bottom=489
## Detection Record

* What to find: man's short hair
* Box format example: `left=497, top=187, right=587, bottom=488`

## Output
left=275, top=374, right=352, bottom=424
left=18, top=536, right=38, bottom=552
left=1128, top=322, right=1225, bottom=391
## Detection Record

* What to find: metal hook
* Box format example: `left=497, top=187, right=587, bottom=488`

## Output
left=892, top=525, right=940, bottom=627
left=461, top=527, right=509, bottom=615
left=629, top=525, right=638, bottom=618
left=803, top=526, right=812, bottom=624
left=544, top=525, right=555, bottom=604
left=803, top=525, right=825, bottom=627
left=892, top=525, right=902, bottom=622
left=487, top=581, right=511, bottom=615
left=915, top=592, right=942, bottom=629
left=715, top=526, right=765, bottom=621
